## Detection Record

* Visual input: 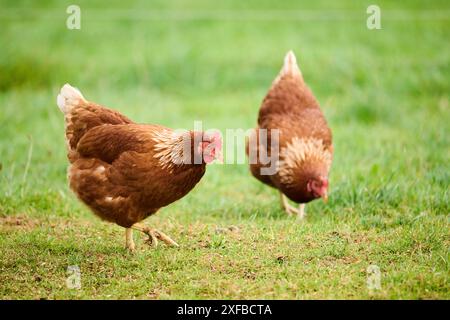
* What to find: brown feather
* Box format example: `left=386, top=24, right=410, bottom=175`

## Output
left=63, top=97, right=207, bottom=228
left=249, top=52, right=333, bottom=204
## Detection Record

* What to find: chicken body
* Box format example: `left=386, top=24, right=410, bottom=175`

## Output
left=57, top=84, right=220, bottom=250
left=248, top=51, right=333, bottom=218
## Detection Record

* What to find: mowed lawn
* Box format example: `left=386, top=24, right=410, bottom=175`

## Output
left=0, top=0, right=449, bottom=299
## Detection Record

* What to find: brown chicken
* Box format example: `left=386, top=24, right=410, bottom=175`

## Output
left=57, top=84, right=221, bottom=251
left=248, top=51, right=333, bottom=219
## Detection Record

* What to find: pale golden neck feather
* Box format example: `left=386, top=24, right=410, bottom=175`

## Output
left=152, top=129, right=191, bottom=171
left=277, top=137, right=332, bottom=185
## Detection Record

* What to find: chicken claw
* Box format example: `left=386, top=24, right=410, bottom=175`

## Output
left=143, top=229, right=159, bottom=248
left=155, top=229, right=180, bottom=247
left=132, top=223, right=179, bottom=248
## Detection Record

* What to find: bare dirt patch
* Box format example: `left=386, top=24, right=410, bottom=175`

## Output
left=0, top=214, right=41, bottom=231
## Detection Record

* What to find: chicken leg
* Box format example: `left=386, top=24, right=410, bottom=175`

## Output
left=280, top=193, right=307, bottom=220
left=297, top=203, right=306, bottom=220
left=131, top=223, right=179, bottom=248
left=125, top=228, right=136, bottom=252
left=280, top=192, right=299, bottom=216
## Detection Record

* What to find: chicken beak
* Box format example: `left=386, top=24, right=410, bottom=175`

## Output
left=322, top=191, right=328, bottom=203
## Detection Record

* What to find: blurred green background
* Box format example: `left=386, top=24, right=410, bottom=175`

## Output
left=0, top=0, right=448, bottom=299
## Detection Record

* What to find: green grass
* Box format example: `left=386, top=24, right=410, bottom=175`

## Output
left=0, top=0, right=449, bottom=299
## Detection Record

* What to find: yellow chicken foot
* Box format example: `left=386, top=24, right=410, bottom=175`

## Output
left=144, top=229, right=159, bottom=248
left=125, top=228, right=136, bottom=252
left=131, top=223, right=179, bottom=248
left=280, top=193, right=300, bottom=216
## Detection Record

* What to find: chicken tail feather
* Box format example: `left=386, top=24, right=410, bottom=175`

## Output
left=281, top=50, right=302, bottom=78
left=57, top=83, right=86, bottom=114
left=272, top=50, right=303, bottom=87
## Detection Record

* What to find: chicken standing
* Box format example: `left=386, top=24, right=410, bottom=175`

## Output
left=248, top=51, right=333, bottom=219
left=57, top=84, right=221, bottom=251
